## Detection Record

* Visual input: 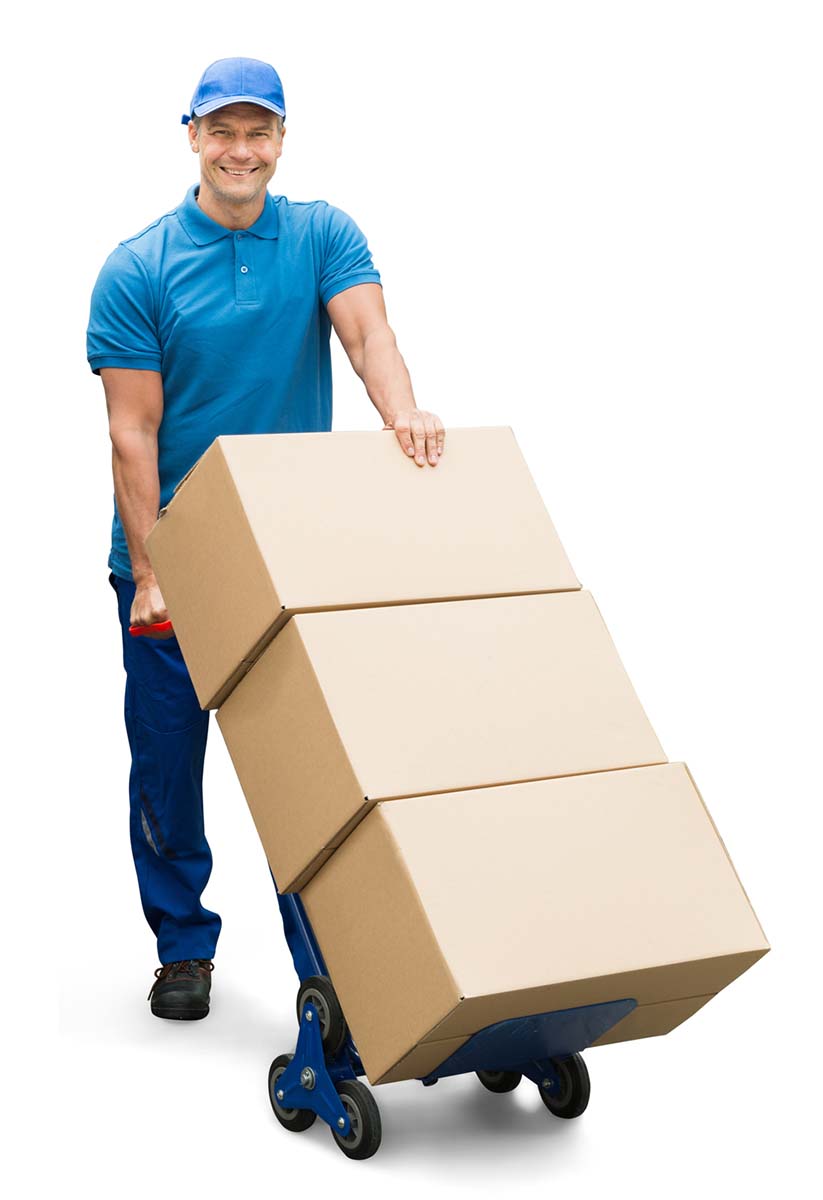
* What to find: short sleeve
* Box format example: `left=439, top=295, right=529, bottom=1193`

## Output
left=87, top=245, right=162, bottom=375
left=318, top=206, right=381, bottom=307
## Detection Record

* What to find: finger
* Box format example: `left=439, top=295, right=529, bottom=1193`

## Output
left=435, top=416, right=445, bottom=456
left=423, top=413, right=439, bottom=465
left=410, top=411, right=426, bottom=466
left=390, top=416, right=415, bottom=459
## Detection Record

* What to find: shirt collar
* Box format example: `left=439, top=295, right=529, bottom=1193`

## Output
left=177, top=184, right=280, bottom=246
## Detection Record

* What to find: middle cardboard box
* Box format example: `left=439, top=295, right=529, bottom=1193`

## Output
left=217, top=590, right=667, bottom=891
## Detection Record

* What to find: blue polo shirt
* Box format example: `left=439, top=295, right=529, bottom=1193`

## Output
left=87, top=185, right=381, bottom=580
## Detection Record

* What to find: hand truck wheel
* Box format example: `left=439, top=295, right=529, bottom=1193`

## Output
left=296, top=975, right=348, bottom=1058
left=476, top=1069, right=522, bottom=1093
left=268, top=1053, right=317, bottom=1132
left=538, top=1053, right=590, bottom=1119
left=331, top=1079, right=382, bottom=1160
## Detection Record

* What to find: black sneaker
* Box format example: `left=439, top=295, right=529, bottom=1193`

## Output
left=148, top=959, right=214, bottom=1020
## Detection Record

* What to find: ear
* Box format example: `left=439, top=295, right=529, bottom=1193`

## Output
left=276, top=124, right=286, bottom=158
left=188, top=120, right=199, bottom=153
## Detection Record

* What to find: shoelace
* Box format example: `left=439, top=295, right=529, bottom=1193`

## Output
left=148, top=959, right=214, bottom=999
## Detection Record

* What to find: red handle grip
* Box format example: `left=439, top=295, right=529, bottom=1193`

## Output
left=129, top=620, right=174, bottom=638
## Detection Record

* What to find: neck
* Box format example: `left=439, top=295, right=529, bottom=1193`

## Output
left=196, top=181, right=266, bottom=231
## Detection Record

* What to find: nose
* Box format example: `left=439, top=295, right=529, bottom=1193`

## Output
left=228, top=136, right=254, bottom=162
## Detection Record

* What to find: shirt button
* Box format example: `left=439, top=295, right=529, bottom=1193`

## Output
left=240, top=265, right=249, bottom=273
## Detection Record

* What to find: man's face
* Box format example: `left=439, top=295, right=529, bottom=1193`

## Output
left=188, top=103, right=284, bottom=208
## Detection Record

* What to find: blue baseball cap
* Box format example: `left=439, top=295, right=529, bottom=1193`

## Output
left=182, top=57, right=286, bottom=125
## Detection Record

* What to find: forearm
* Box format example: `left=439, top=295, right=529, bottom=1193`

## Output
left=111, top=430, right=161, bottom=585
left=326, top=285, right=444, bottom=464
left=355, top=326, right=417, bottom=427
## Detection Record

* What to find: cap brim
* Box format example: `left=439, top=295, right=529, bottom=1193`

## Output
left=192, top=94, right=285, bottom=119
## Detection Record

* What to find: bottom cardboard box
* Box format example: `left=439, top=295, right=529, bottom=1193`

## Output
left=300, top=763, right=769, bottom=1084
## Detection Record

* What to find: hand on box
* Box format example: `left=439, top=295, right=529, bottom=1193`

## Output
left=384, top=409, right=445, bottom=467
left=130, top=581, right=174, bottom=639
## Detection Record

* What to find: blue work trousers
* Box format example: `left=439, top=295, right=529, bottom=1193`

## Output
left=110, top=573, right=222, bottom=964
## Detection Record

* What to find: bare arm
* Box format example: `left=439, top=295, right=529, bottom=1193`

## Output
left=101, top=367, right=171, bottom=634
left=327, top=283, right=445, bottom=466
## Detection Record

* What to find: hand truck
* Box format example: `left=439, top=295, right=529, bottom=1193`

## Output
left=271, top=881, right=636, bottom=1159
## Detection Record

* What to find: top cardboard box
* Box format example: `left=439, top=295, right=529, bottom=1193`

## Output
left=145, top=428, right=580, bottom=708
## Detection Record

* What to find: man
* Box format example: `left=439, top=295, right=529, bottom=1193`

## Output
left=87, top=57, right=445, bottom=1021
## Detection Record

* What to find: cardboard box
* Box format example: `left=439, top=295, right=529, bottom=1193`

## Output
left=217, top=591, right=666, bottom=891
left=300, top=763, right=769, bottom=1084
left=146, top=428, right=580, bottom=708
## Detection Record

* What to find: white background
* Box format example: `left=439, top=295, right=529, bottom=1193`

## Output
left=6, top=0, right=821, bottom=1194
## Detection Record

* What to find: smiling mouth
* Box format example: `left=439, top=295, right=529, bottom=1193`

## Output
left=220, top=167, right=258, bottom=176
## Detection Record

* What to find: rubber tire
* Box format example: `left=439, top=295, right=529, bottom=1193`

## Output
left=296, top=975, right=348, bottom=1058
left=477, top=1069, right=522, bottom=1093
left=268, top=1053, right=317, bottom=1132
left=539, top=1053, right=590, bottom=1119
left=331, top=1079, right=382, bottom=1160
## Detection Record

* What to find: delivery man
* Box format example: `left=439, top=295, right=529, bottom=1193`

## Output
left=87, top=57, right=445, bottom=1021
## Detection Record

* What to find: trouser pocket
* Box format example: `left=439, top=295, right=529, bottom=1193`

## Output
left=128, top=706, right=210, bottom=860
